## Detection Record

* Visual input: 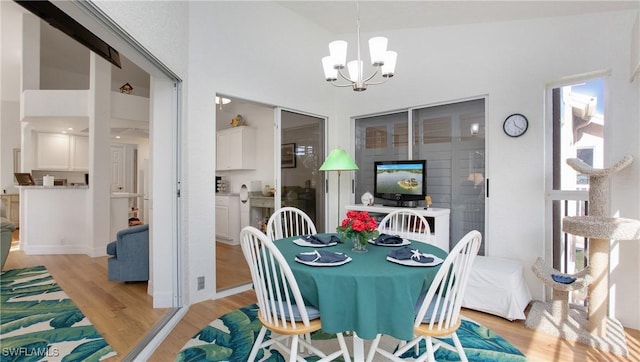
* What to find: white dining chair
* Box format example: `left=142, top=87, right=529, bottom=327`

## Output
left=266, top=206, right=317, bottom=241
left=377, top=208, right=432, bottom=244
left=239, top=226, right=350, bottom=362
left=367, top=230, right=482, bottom=362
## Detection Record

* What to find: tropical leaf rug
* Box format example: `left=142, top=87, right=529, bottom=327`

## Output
left=1, top=265, right=116, bottom=361
left=176, top=304, right=527, bottom=361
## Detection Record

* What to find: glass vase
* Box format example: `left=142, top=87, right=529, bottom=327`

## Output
left=351, top=233, right=369, bottom=253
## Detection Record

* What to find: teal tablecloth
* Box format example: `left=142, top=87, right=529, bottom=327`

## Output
left=276, top=233, right=448, bottom=340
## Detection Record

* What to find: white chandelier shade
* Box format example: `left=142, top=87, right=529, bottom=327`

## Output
left=321, top=9, right=397, bottom=92
left=368, top=37, right=388, bottom=66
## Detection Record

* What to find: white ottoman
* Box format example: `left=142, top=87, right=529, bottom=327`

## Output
left=462, top=256, right=532, bottom=320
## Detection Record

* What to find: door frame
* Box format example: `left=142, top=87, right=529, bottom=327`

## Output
left=276, top=107, right=328, bottom=231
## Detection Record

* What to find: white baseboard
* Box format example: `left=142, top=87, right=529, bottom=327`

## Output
left=152, top=290, right=174, bottom=308
left=214, top=283, right=252, bottom=299
left=24, top=245, right=92, bottom=255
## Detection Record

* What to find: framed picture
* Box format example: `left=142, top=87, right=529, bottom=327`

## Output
left=281, top=143, right=296, bottom=168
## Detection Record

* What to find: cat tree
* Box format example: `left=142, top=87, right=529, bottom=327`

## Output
left=526, top=155, right=640, bottom=355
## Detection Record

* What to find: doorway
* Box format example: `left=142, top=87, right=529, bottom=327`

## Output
left=214, top=103, right=326, bottom=292
left=215, top=96, right=275, bottom=292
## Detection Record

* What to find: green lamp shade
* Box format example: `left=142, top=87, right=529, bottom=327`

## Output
left=319, top=149, right=359, bottom=171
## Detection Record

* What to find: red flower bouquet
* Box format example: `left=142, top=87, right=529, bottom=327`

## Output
left=336, top=211, right=379, bottom=252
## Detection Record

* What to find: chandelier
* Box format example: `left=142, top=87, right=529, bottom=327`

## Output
left=321, top=3, right=397, bottom=92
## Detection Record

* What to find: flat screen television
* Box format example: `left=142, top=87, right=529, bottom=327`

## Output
left=374, top=160, right=427, bottom=206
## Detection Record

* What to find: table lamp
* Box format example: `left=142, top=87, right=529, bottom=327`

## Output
left=319, top=149, right=359, bottom=225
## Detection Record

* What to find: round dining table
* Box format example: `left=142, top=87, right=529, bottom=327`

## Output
left=275, top=233, right=448, bottom=348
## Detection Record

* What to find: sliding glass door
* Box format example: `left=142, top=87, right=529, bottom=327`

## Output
left=354, top=99, right=486, bottom=252
left=280, top=110, right=326, bottom=232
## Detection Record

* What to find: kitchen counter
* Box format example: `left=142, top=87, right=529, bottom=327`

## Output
left=20, top=187, right=91, bottom=254
left=19, top=185, right=89, bottom=189
left=111, top=192, right=142, bottom=198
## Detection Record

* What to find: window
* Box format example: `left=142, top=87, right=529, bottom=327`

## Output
left=548, top=77, right=606, bottom=306
left=365, top=126, right=387, bottom=149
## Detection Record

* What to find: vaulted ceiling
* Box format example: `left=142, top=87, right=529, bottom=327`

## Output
left=277, top=1, right=638, bottom=34
left=13, top=0, right=640, bottom=140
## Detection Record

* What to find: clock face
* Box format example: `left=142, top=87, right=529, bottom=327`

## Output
left=503, top=114, right=528, bottom=137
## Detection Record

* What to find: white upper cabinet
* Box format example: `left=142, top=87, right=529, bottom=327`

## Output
left=35, top=133, right=88, bottom=171
left=71, top=135, right=89, bottom=170
left=36, top=133, right=70, bottom=169
left=216, top=126, right=256, bottom=171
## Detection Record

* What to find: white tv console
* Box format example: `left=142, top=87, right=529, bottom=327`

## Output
left=345, top=204, right=450, bottom=251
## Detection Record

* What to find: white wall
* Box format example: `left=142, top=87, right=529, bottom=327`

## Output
left=59, top=2, right=640, bottom=329
left=91, top=1, right=188, bottom=78
left=0, top=2, right=25, bottom=196
left=183, top=1, right=336, bottom=304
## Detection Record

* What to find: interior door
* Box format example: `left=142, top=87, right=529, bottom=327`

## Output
left=110, top=145, right=125, bottom=192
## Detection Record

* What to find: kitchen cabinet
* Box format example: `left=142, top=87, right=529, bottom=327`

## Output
left=71, top=135, right=89, bottom=170
left=35, top=133, right=88, bottom=171
left=216, top=126, right=256, bottom=171
left=215, top=194, right=240, bottom=244
left=37, top=133, right=69, bottom=169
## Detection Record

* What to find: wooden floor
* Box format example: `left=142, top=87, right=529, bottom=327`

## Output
left=5, top=230, right=639, bottom=361
left=216, top=241, right=251, bottom=290
left=3, top=231, right=170, bottom=360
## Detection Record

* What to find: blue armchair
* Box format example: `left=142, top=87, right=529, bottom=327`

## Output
left=106, top=224, right=149, bottom=282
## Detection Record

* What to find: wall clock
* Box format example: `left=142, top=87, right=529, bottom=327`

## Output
left=503, top=113, right=528, bottom=137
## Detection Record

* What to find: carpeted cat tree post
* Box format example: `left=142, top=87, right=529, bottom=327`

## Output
left=526, top=155, right=640, bottom=355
